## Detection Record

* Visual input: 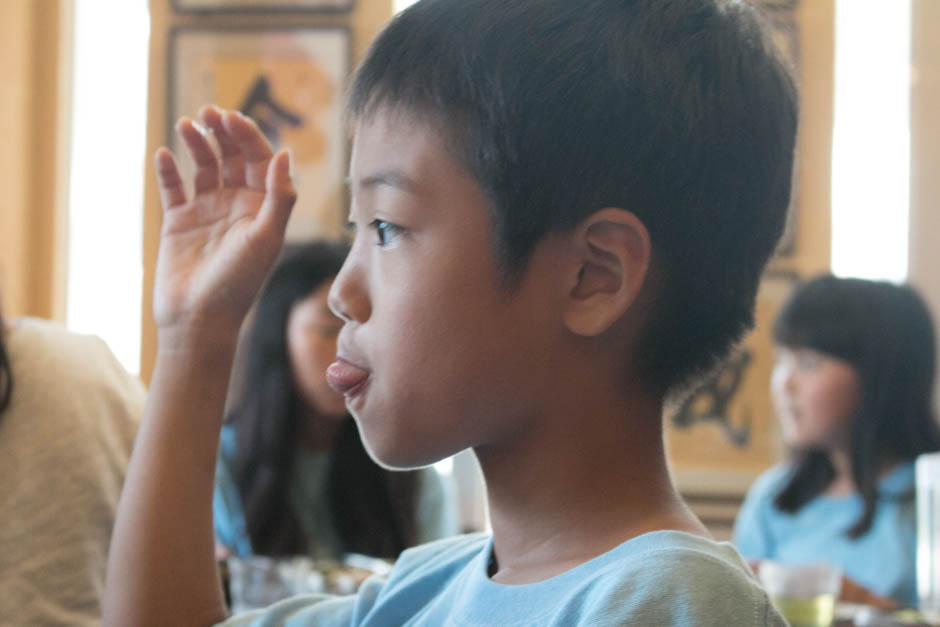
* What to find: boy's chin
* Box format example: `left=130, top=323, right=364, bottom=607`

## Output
left=360, top=432, right=453, bottom=471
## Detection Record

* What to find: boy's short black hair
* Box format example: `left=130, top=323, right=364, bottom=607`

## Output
left=349, top=0, right=798, bottom=393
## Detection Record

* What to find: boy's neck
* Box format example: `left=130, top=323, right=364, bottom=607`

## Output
left=476, top=386, right=708, bottom=585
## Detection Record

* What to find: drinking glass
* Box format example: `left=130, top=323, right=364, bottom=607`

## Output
left=227, top=556, right=324, bottom=614
left=758, top=560, right=842, bottom=627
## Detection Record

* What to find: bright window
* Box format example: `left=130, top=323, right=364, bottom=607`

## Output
left=831, top=0, right=911, bottom=281
left=67, top=0, right=150, bottom=374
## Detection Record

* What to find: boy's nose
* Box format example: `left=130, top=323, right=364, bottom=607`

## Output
left=328, top=256, right=370, bottom=324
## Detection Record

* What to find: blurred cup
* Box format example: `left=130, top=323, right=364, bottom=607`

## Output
left=758, top=560, right=842, bottom=627
left=227, top=556, right=324, bottom=614
left=227, top=556, right=290, bottom=614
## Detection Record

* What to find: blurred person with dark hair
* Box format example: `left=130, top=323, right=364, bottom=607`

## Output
left=735, top=275, right=940, bottom=608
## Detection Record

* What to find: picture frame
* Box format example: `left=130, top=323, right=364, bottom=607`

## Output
left=168, top=26, right=352, bottom=242
left=172, top=0, right=354, bottom=14
left=758, top=0, right=801, bottom=262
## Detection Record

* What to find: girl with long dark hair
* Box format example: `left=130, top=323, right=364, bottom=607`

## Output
left=734, top=275, right=940, bottom=608
left=213, top=241, right=457, bottom=559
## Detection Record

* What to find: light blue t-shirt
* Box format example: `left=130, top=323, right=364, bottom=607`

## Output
left=214, top=424, right=458, bottom=559
left=219, top=530, right=786, bottom=626
left=734, top=461, right=917, bottom=607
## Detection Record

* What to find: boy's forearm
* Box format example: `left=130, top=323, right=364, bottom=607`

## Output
left=103, top=338, right=238, bottom=627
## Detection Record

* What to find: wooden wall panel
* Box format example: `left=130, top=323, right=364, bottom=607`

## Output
left=0, top=2, right=32, bottom=318
left=0, top=0, right=70, bottom=322
left=909, top=0, right=940, bottom=402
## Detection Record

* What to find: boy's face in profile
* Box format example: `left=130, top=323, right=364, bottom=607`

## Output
left=329, top=107, right=569, bottom=469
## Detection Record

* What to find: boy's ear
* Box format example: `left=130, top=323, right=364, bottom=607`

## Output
left=562, top=208, right=651, bottom=337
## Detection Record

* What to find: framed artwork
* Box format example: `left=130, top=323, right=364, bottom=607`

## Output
left=172, top=0, right=354, bottom=13
left=168, top=26, right=351, bottom=241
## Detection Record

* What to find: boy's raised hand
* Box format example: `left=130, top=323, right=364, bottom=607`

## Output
left=153, top=105, right=296, bottom=344
left=104, top=106, right=296, bottom=626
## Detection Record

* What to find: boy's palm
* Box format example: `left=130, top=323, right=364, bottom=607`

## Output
left=152, top=107, right=296, bottom=336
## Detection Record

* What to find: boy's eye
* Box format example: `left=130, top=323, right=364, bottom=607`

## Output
left=370, top=219, right=404, bottom=247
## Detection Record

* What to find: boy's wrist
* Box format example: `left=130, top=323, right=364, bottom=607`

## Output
left=156, top=318, right=241, bottom=358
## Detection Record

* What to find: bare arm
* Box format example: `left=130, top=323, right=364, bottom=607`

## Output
left=102, top=106, right=296, bottom=627
left=840, top=575, right=898, bottom=610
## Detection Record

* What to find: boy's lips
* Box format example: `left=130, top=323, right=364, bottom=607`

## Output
left=326, top=356, right=370, bottom=396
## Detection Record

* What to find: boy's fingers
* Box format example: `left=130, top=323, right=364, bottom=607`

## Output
left=176, top=118, right=221, bottom=194
left=256, top=150, right=296, bottom=238
left=221, top=110, right=273, bottom=192
left=154, top=147, right=187, bottom=210
left=198, top=105, right=246, bottom=188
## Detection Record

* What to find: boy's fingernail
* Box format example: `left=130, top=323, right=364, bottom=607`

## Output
left=192, top=121, right=209, bottom=136
left=287, top=148, right=295, bottom=178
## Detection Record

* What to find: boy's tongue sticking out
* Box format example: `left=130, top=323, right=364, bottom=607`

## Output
left=326, top=357, right=370, bottom=396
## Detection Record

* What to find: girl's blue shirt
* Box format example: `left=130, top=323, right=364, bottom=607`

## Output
left=734, top=461, right=917, bottom=607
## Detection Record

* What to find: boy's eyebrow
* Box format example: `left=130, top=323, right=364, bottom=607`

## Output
left=346, top=170, right=418, bottom=194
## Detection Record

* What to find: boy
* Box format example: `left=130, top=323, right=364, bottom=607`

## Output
left=104, top=0, right=796, bottom=624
